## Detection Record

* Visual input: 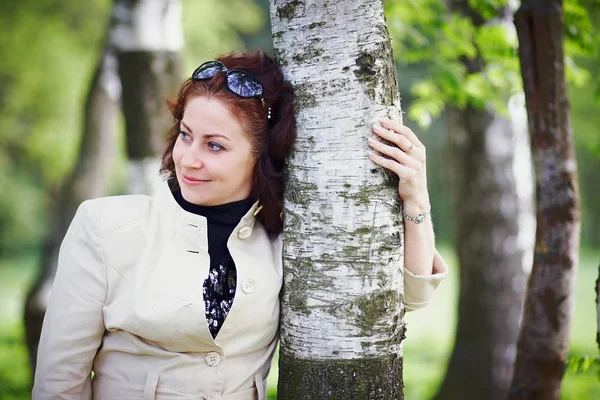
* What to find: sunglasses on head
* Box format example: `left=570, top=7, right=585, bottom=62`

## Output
left=192, top=61, right=270, bottom=118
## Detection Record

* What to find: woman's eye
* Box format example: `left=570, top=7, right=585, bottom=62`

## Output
left=179, top=131, right=191, bottom=141
left=208, top=142, right=225, bottom=151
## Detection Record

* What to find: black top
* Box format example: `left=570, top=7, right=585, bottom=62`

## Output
left=172, top=188, right=253, bottom=338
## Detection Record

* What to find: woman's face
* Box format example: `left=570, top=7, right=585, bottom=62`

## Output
left=173, top=96, right=256, bottom=206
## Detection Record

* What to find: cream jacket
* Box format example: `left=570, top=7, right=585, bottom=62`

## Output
left=33, top=182, right=447, bottom=400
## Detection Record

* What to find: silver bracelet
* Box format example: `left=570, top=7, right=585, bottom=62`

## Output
left=402, top=204, right=431, bottom=224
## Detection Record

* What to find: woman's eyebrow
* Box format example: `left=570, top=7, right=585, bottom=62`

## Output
left=181, top=121, right=231, bottom=141
left=206, top=134, right=231, bottom=141
left=181, top=121, right=193, bottom=132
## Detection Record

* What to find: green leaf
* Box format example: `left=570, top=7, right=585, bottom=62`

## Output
left=565, top=57, right=591, bottom=87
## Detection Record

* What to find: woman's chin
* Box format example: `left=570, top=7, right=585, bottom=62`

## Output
left=180, top=187, right=212, bottom=206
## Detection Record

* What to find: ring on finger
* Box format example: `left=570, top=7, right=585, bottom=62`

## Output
left=407, top=142, right=414, bottom=152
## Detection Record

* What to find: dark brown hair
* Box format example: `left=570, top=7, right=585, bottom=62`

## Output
left=160, top=51, right=296, bottom=236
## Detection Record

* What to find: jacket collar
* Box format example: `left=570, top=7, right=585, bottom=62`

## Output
left=157, top=179, right=262, bottom=235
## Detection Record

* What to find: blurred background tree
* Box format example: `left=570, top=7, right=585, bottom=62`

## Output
left=0, top=0, right=112, bottom=256
left=385, top=1, right=534, bottom=398
left=384, top=1, right=599, bottom=398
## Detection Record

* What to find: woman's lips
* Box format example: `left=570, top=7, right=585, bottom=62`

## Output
left=182, top=175, right=210, bottom=185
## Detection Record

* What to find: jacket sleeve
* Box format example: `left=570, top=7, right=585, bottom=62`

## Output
left=33, top=201, right=107, bottom=399
left=404, top=249, right=448, bottom=311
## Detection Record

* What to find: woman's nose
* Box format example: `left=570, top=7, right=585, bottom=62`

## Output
left=181, top=149, right=204, bottom=169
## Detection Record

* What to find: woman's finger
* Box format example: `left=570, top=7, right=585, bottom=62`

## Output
left=368, top=137, right=420, bottom=169
left=369, top=151, right=416, bottom=182
left=380, top=118, right=425, bottom=149
left=372, top=125, right=425, bottom=160
left=372, top=125, right=412, bottom=152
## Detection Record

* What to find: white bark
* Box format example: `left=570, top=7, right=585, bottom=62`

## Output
left=112, top=0, right=183, bottom=196
left=509, top=93, right=536, bottom=276
left=271, top=0, right=404, bottom=361
left=126, top=157, right=164, bottom=195
left=110, top=0, right=183, bottom=52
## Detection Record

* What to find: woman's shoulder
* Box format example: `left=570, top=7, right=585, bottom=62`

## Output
left=77, top=193, right=156, bottom=237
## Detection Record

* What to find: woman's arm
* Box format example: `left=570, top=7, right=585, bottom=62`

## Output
left=368, top=118, right=447, bottom=310
left=33, top=201, right=107, bottom=399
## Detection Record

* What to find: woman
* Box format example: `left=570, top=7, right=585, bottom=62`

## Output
left=33, top=51, right=447, bottom=399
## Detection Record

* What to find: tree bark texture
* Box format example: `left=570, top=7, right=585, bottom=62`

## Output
left=269, top=1, right=405, bottom=399
left=435, top=103, right=533, bottom=400
left=24, top=50, right=121, bottom=370
left=434, top=3, right=534, bottom=399
left=509, top=1, right=581, bottom=399
left=111, top=0, right=183, bottom=194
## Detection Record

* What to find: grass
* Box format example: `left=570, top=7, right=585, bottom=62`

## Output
left=402, top=245, right=600, bottom=400
left=1, top=246, right=599, bottom=399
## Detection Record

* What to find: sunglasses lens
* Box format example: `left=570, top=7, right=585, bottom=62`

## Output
left=227, top=71, right=264, bottom=98
left=193, top=61, right=225, bottom=80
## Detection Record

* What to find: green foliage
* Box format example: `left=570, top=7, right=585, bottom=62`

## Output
left=181, top=0, right=265, bottom=73
left=0, top=323, right=31, bottom=399
left=0, top=0, right=111, bottom=253
left=468, top=0, right=508, bottom=20
left=385, top=0, right=598, bottom=129
left=385, top=0, right=518, bottom=127
left=567, top=355, right=600, bottom=378
left=564, top=0, right=598, bottom=57
left=0, top=253, right=38, bottom=398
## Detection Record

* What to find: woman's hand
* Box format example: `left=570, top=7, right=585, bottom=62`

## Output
left=367, top=118, right=430, bottom=212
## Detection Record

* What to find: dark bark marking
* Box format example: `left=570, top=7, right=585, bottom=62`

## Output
left=276, top=0, right=303, bottom=20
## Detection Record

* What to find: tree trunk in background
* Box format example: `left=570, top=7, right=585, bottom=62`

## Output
left=434, top=3, right=534, bottom=399
left=24, top=50, right=121, bottom=370
left=434, top=104, right=533, bottom=400
left=25, top=0, right=183, bottom=371
left=111, top=0, right=183, bottom=194
left=270, top=1, right=406, bottom=398
left=509, top=1, right=581, bottom=399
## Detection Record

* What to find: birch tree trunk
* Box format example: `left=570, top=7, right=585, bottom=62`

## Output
left=509, top=1, right=581, bottom=398
left=434, top=4, right=534, bottom=399
left=269, top=1, right=406, bottom=398
left=24, top=49, right=121, bottom=370
left=435, top=102, right=533, bottom=400
left=110, top=0, right=183, bottom=195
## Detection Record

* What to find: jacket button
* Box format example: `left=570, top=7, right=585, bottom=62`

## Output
left=238, top=226, right=252, bottom=240
left=205, top=352, right=221, bottom=367
left=241, top=279, right=256, bottom=294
